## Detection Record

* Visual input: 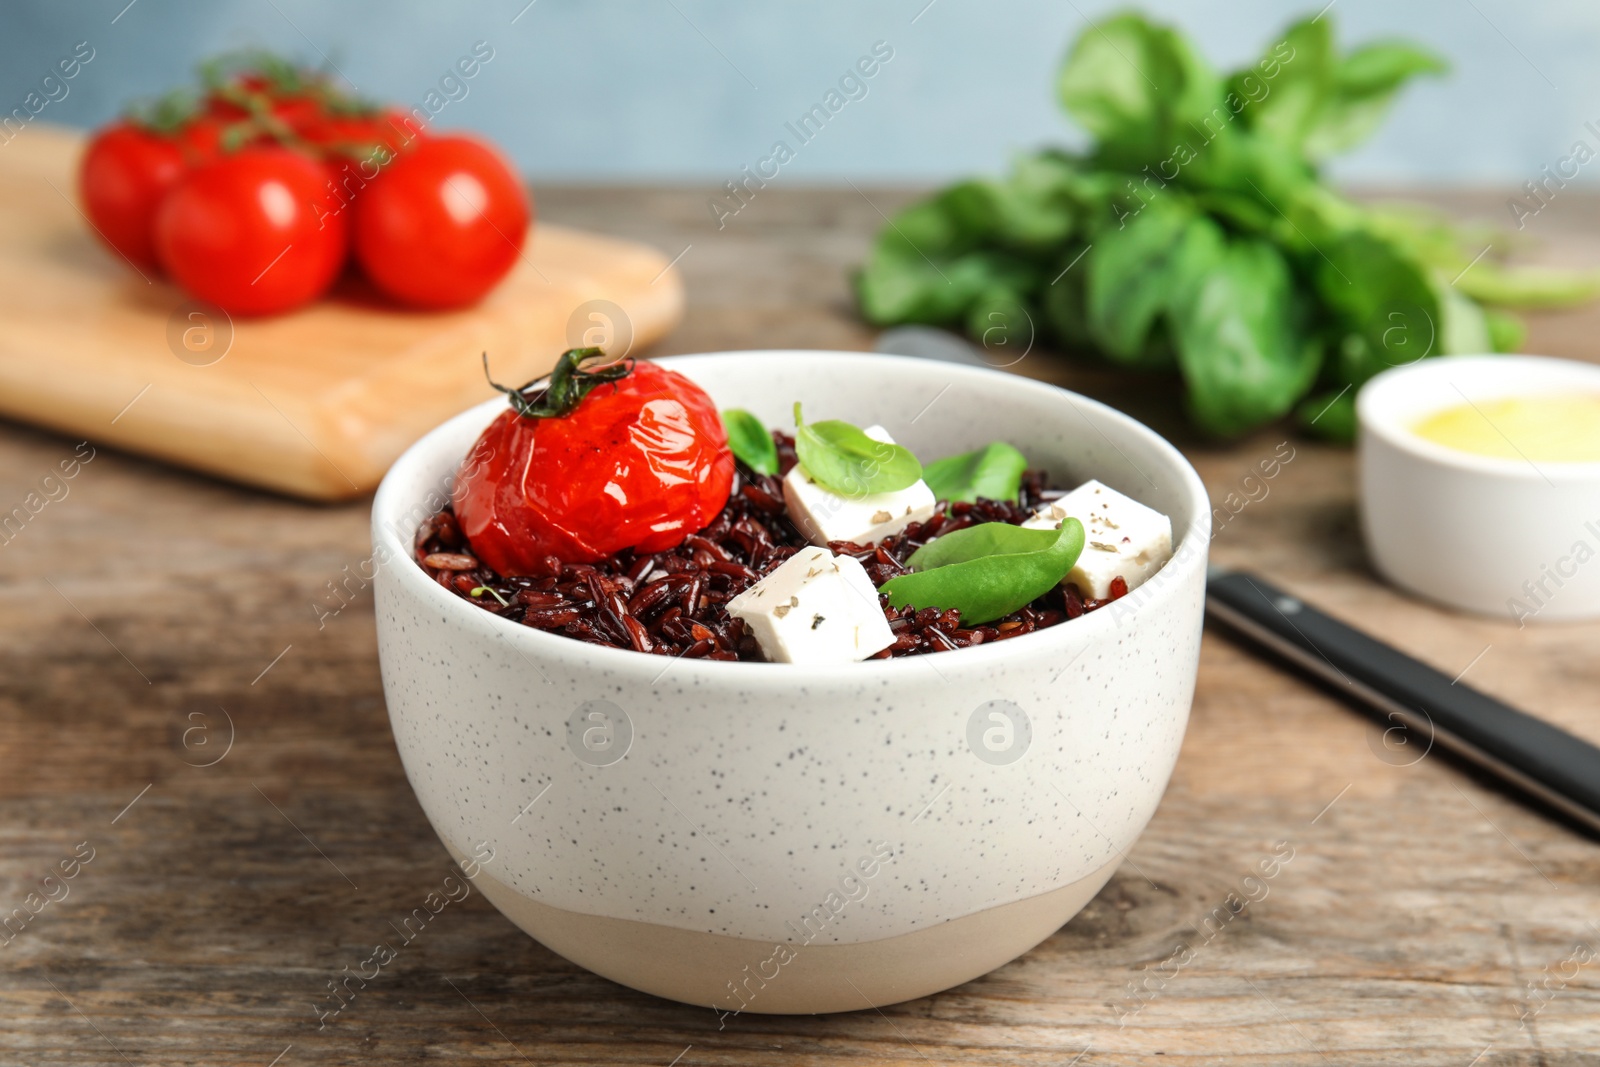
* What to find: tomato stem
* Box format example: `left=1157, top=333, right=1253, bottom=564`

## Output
left=483, top=348, right=635, bottom=421
left=124, top=87, right=202, bottom=135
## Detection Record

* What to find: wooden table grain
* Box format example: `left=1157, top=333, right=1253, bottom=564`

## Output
left=2, top=185, right=1598, bottom=1066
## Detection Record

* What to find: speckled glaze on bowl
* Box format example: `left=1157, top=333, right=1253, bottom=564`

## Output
left=372, top=351, right=1210, bottom=1014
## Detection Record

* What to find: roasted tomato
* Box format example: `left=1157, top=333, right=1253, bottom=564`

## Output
left=77, top=122, right=187, bottom=272
left=453, top=349, right=734, bottom=573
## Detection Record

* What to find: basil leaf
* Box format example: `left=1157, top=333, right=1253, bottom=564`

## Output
left=1437, top=278, right=1491, bottom=355
left=1304, top=41, right=1448, bottom=160
left=1484, top=307, right=1525, bottom=353
left=722, top=408, right=778, bottom=475
left=793, top=403, right=922, bottom=495
left=1296, top=388, right=1356, bottom=444
left=1040, top=240, right=1094, bottom=350
left=922, top=442, right=1028, bottom=504
left=964, top=286, right=1037, bottom=360
left=1233, top=16, right=1335, bottom=157
left=1167, top=226, right=1321, bottom=436
left=1056, top=13, right=1223, bottom=169
left=903, top=521, right=1058, bottom=570
left=941, top=164, right=1077, bottom=254
left=880, top=519, right=1086, bottom=626
left=1312, top=230, right=1438, bottom=389
left=1085, top=195, right=1197, bottom=365
left=856, top=241, right=1035, bottom=327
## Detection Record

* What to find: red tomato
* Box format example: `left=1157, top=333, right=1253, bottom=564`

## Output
left=77, top=123, right=186, bottom=272
left=303, top=108, right=424, bottom=162
left=175, top=114, right=229, bottom=164
left=375, top=108, right=429, bottom=150
left=352, top=135, right=530, bottom=309
left=154, top=146, right=348, bottom=316
left=453, top=355, right=733, bottom=573
left=268, top=93, right=323, bottom=133
left=174, top=111, right=281, bottom=167
left=199, top=93, right=252, bottom=125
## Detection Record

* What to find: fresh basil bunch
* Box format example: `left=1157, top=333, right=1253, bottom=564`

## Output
left=854, top=12, right=1600, bottom=441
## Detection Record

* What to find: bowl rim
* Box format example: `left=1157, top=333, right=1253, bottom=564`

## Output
left=371, top=349, right=1212, bottom=683
left=1357, top=354, right=1600, bottom=481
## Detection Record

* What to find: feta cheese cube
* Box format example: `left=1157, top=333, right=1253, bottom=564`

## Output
left=1022, top=479, right=1173, bottom=599
left=726, top=546, right=894, bottom=664
left=783, top=425, right=937, bottom=547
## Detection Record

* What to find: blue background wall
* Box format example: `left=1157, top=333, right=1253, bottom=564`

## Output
left=4, top=0, right=1596, bottom=188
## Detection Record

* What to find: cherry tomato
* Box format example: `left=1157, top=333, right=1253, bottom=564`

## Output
left=453, top=352, right=733, bottom=573
left=154, top=146, right=348, bottom=316
left=199, top=92, right=253, bottom=125
left=174, top=114, right=230, bottom=164
left=303, top=108, right=424, bottom=162
left=374, top=108, right=428, bottom=151
left=316, top=113, right=423, bottom=238
left=174, top=109, right=284, bottom=167
left=352, top=135, right=530, bottom=309
left=77, top=123, right=186, bottom=272
left=268, top=93, right=323, bottom=133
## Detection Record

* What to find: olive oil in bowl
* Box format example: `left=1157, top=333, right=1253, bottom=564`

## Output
left=1412, top=394, right=1600, bottom=463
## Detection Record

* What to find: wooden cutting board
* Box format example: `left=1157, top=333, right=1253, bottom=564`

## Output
left=0, top=124, right=685, bottom=500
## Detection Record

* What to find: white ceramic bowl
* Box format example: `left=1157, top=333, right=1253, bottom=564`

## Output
left=372, top=351, right=1210, bottom=1013
left=1359, top=354, right=1600, bottom=623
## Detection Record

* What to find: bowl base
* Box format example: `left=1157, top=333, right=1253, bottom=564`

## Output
left=453, top=843, right=1120, bottom=1014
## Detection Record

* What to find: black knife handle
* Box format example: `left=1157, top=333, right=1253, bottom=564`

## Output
left=1206, top=569, right=1600, bottom=837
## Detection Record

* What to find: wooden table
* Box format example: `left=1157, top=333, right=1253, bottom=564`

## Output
left=3, top=186, right=1598, bottom=1066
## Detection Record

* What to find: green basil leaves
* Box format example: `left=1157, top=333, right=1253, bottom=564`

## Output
left=879, top=518, right=1085, bottom=625
left=851, top=12, right=1600, bottom=445
left=723, top=407, right=1030, bottom=504
left=722, top=408, right=779, bottom=475
left=921, top=442, right=1028, bottom=503
left=793, top=403, right=922, bottom=495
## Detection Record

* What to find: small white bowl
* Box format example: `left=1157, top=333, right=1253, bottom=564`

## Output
left=372, top=351, right=1211, bottom=1013
left=1358, top=354, right=1600, bottom=622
